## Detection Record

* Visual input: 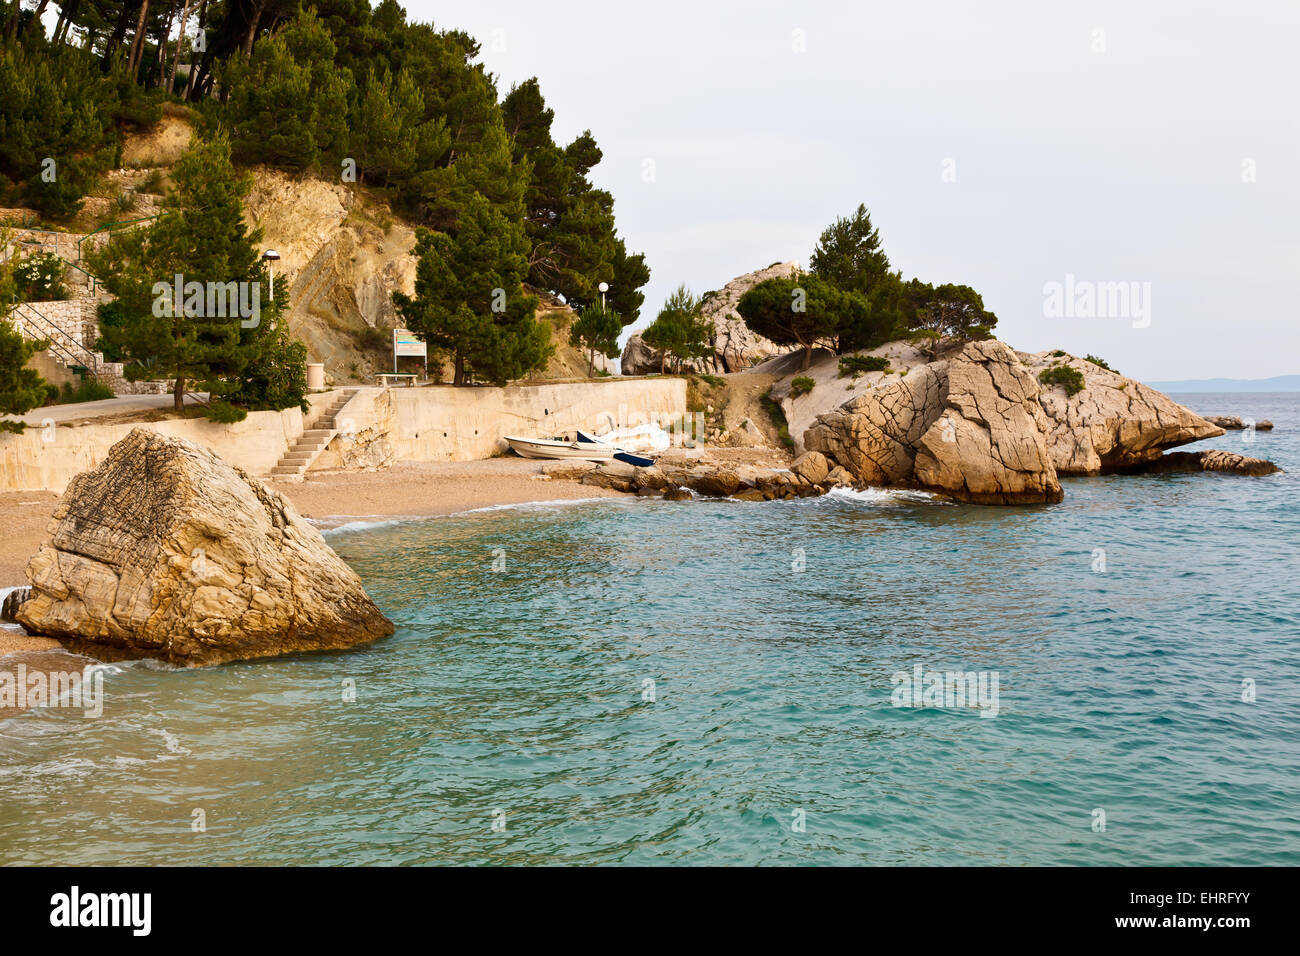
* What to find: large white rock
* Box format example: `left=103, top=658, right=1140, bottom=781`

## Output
left=14, top=429, right=393, bottom=666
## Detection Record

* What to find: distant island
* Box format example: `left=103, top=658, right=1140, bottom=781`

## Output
left=1148, top=374, right=1300, bottom=393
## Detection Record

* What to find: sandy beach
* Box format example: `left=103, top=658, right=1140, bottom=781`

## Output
left=0, top=459, right=621, bottom=660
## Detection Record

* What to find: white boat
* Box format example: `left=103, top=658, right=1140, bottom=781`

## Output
left=504, top=435, right=615, bottom=461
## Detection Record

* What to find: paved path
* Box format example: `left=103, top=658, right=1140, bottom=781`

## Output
left=11, top=392, right=208, bottom=426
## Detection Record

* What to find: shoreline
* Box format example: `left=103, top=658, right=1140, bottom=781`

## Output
left=0, top=458, right=625, bottom=660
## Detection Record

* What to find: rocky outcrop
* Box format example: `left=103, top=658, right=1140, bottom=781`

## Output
left=802, top=342, right=1281, bottom=503
left=1205, top=415, right=1274, bottom=431
left=621, top=262, right=798, bottom=375
left=1136, top=450, right=1282, bottom=476
left=12, top=430, right=393, bottom=666
left=806, top=341, right=1062, bottom=504
left=1023, top=352, right=1224, bottom=474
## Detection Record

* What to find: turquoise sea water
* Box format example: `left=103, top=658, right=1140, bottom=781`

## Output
left=1, top=394, right=1298, bottom=865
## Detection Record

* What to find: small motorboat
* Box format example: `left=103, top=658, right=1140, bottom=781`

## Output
left=505, top=435, right=615, bottom=461
left=575, top=430, right=656, bottom=468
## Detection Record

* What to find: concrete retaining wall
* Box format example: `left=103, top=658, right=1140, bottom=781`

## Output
left=0, top=407, right=304, bottom=493
left=0, top=378, right=688, bottom=492
left=382, top=378, right=687, bottom=463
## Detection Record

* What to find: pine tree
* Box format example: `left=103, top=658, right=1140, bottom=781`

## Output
left=394, top=193, right=551, bottom=386
left=736, top=273, right=847, bottom=370
left=568, top=300, right=620, bottom=376
left=641, top=285, right=710, bottom=374
left=809, top=204, right=893, bottom=297
left=89, top=132, right=303, bottom=416
left=224, top=9, right=354, bottom=171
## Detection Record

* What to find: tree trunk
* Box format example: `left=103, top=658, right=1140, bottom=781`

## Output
left=166, top=0, right=192, bottom=93
left=453, top=352, right=465, bottom=386
left=242, top=0, right=266, bottom=58
left=802, top=344, right=812, bottom=370
left=157, top=1, right=176, bottom=86
left=53, top=0, right=80, bottom=43
left=182, top=0, right=207, bottom=99
left=102, top=0, right=137, bottom=67
left=128, top=0, right=151, bottom=78
left=173, top=373, right=185, bottom=412
left=189, top=21, right=217, bottom=101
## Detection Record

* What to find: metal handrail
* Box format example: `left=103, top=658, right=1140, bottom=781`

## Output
left=76, top=216, right=159, bottom=261
left=13, top=302, right=101, bottom=378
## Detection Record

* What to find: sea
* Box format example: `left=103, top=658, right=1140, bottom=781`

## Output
left=1, top=394, right=1297, bottom=865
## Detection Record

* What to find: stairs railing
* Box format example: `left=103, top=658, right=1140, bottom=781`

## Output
left=12, top=301, right=101, bottom=378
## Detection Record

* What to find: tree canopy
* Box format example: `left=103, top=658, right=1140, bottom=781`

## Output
left=0, top=1, right=649, bottom=320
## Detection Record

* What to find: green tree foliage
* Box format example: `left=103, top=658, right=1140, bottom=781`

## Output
left=89, top=132, right=305, bottom=417
left=501, top=78, right=648, bottom=321
left=902, top=280, right=997, bottom=340
left=393, top=193, right=552, bottom=386
left=0, top=244, right=48, bottom=430
left=737, top=272, right=871, bottom=370
left=6, top=0, right=648, bottom=389
left=809, top=203, right=892, bottom=296
left=568, top=300, right=620, bottom=376
left=640, top=284, right=711, bottom=374
left=1038, top=363, right=1085, bottom=397
left=223, top=9, right=353, bottom=171
left=0, top=316, right=47, bottom=432
left=0, top=37, right=145, bottom=219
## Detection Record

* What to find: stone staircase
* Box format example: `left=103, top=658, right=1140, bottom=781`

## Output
left=270, top=389, right=359, bottom=478
left=10, top=301, right=136, bottom=393
left=6, top=221, right=168, bottom=395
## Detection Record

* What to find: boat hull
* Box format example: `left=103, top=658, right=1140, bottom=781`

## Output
left=505, top=436, right=615, bottom=461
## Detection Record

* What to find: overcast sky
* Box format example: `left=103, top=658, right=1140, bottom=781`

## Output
left=413, top=0, right=1299, bottom=381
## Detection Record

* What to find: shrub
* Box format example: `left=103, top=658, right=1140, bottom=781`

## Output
left=206, top=400, right=248, bottom=423
left=759, top=388, right=794, bottom=450
left=1084, top=354, right=1115, bottom=373
left=45, top=377, right=115, bottom=405
left=692, top=372, right=724, bottom=388
left=790, top=375, right=815, bottom=397
left=1038, top=364, right=1085, bottom=397
left=1050, top=349, right=1067, bottom=357
left=13, top=252, right=68, bottom=301
left=139, top=169, right=166, bottom=194
left=837, top=355, right=891, bottom=377
left=355, top=325, right=389, bottom=352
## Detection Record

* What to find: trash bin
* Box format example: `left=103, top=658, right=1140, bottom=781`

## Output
left=306, top=363, right=325, bottom=390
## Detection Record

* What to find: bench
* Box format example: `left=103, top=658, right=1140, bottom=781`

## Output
left=376, top=373, right=420, bottom=387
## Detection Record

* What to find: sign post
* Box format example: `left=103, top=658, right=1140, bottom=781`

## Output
left=392, top=329, right=428, bottom=380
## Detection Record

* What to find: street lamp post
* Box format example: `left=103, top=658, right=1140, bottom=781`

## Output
left=261, top=249, right=281, bottom=300
left=598, top=281, right=609, bottom=310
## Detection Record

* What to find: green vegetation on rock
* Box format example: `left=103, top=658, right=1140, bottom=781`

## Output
left=1038, top=364, right=1086, bottom=397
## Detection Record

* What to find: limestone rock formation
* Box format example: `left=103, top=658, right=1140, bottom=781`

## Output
left=1139, top=450, right=1282, bottom=476
left=621, top=262, right=799, bottom=375
left=13, top=430, right=393, bottom=666
left=806, top=341, right=1063, bottom=504
left=1022, top=353, right=1225, bottom=474
left=1205, top=415, right=1274, bottom=431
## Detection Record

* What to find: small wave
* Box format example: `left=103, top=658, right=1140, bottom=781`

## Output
left=825, top=486, right=946, bottom=506
left=318, top=497, right=613, bottom=536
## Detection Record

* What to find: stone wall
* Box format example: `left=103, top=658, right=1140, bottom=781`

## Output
left=0, top=407, right=305, bottom=493
left=0, top=379, right=689, bottom=491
